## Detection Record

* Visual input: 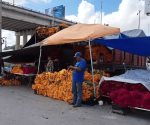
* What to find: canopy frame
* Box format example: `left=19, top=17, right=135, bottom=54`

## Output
left=37, top=45, right=42, bottom=74
left=88, top=39, right=96, bottom=97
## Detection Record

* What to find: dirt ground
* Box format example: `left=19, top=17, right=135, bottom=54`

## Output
left=0, top=86, right=150, bottom=125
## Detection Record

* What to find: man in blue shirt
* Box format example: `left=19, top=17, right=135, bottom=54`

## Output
left=69, top=52, right=87, bottom=107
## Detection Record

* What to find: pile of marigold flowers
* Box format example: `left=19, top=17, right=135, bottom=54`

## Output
left=0, top=78, right=21, bottom=86
left=32, top=69, right=104, bottom=103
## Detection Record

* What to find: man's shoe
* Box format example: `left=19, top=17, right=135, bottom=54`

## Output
left=69, top=102, right=75, bottom=105
left=73, top=105, right=82, bottom=108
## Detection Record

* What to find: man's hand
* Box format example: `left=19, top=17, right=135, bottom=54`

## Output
left=68, top=65, right=74, bottom=70
left=68, top=65, right=81, bottom=71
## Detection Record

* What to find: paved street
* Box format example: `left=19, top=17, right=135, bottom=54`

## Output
left=0, top=86, right=149, bottom=125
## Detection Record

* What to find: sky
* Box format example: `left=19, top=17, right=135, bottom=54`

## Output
left=24, top=0, right=122, bottom=15
left=2, top=0, right=150, bottom=47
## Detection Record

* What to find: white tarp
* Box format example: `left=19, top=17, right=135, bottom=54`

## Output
left=100, top=69, right=150, bottom=91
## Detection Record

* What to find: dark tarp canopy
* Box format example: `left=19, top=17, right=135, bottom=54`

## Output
left=23, top=32, right=48, bottom=48
left=23, top=34, right=36, bottom=48
left=1, top=46, right=40, bottom=58
left=4, top=55, right=38, bottom=64
left=2, top=46, right=40, bottom=63
left=2, top=44, right=74, bottom=64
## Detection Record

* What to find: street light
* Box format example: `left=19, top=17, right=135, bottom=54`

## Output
left=137, top=10, right=142, bottom=29
left=13, top=0, right=14, bottom=5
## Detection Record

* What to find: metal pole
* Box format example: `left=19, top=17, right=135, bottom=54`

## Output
left=137, top=10, right=141, bottom=29
left=148, top=24, right=150, bottom=36
left=52, top=8, right=55, bottom=26
left=0, top=0, right=2, bottom=52
left=35, top=32, right=36, bottom=44
left=88, top=39, right=96, bottom=97
left=13, top=0, right=14, bottom=5
left=139, top=10, right=141, bottom=29
left=37, top=46, right=42, bottom=74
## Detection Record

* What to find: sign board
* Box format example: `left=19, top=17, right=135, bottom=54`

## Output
left=145, top=0, right=150, bottom=15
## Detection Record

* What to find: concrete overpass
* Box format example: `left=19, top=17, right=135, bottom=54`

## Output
left=0, top=1, right=75, bottom=51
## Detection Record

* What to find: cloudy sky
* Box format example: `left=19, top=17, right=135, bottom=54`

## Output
left=2, top=0, right=150, bottom=47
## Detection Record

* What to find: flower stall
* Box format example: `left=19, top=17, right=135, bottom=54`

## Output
left=100, top=69, right=150, bottom=114
left=32, top=69, right=103, bottom=103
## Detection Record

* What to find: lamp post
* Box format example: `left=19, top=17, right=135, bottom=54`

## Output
left=148, top=24, right=150, bottom=36
left=137, top=10, right=141, bottom=29
left=0, top=0, right=2, bottom=52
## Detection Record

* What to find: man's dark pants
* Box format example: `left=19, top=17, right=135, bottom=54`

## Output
left=72, top=81, right=82, bottom=106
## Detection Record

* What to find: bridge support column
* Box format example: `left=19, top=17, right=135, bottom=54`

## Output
left=23, top=32, right=27, bottom=46
left=15, top=32, right=20, bottom=50
left=29, top=30, right=35, bottom=37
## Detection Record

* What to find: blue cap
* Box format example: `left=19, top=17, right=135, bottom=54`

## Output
left=74, top=52, right=81, bottom=58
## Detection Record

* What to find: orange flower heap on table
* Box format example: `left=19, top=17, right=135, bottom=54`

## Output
left=32, top=69, right=102, bottom=103
left=11, top=65, right=23, bottom=74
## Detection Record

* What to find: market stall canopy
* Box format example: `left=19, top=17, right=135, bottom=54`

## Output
left=103, top=29, right=146, bottom=39
left=102, top=29, right=147, bottom=50
left=26, top=29, right=143, bottom=48
left=42, top=24, right=120, bottom=45
left=121, top=29, right=146, bottom=37
left=93, top=36, right=150, bottom=56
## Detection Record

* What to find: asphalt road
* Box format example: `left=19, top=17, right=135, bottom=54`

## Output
left=0, top=86, right=149, bottom=125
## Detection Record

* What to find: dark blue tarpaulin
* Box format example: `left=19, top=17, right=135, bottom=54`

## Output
left=93, top=36, right=150, bottom=57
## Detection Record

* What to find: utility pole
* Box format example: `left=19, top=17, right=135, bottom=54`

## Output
left=0, top=0, right=2, bottom=52
left=13, top=0, right=14, bottom=5
left=148, top=24, right=150, bottom=36
left=100, top=0, right=103, bottom=24
left=137, top=10, right=141, bottom=29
